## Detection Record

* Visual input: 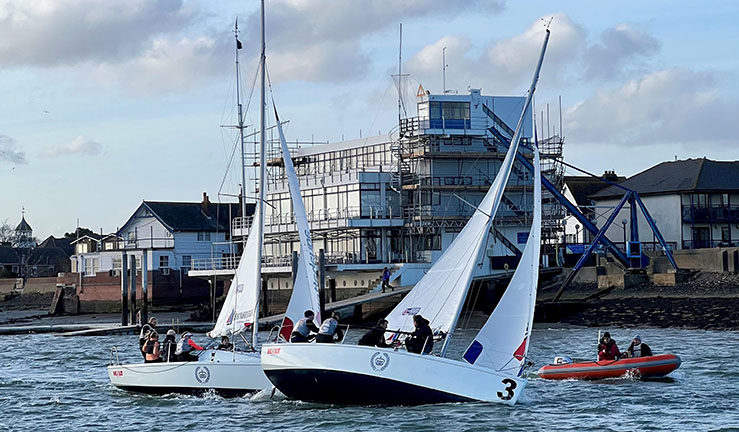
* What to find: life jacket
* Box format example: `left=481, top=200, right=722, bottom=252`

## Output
left=294, top=318, right=314, bottom=337
left=176, top=338, right=192, bottom=355
left=319, top=318, right=338, bottom=336
left=632, top=343, right=642, bottom=357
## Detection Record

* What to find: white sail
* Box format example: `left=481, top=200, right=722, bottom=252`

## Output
left=383, top=29, right=550, bottom=352
left=209, top=205, right=262, bottom=338
left=274, top=108, right=322, bottom=341
left=462, top=145, right=541, bottom=375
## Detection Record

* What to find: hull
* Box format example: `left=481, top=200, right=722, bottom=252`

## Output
left=537, top=354, right=681, bottom=380
left=260, top=343, right=525, bottom=405
left=108, top=349, right=271, bottom=396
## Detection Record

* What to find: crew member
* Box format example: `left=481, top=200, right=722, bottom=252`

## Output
left=316, top=312, right=344, bottom=343
left=138, top=317, right=158, bottom=359
left=626, top=335, right=653, bottom=357
left=291, top=310, right=320, bottom=343
left=161, top=329, right=178, bottom=362
left=358, top=319, right=391, bottom=348
left=142, top=331, right=162, bottom=363
left=175, top=332, right=204, bottom=362
left=598, top=332, right=621, bottom=361
left=218, top=336, right=234, bottom=351
left=406, top=315, right=433, bottom=354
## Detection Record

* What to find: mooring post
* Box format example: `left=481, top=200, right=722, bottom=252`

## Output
left=141, top=251, right=148, bottom=324
left=319, top=248, right=326, bottom=319
left=129, top=254, right=137, bottom=324
left=121, top=251, right=128, bottom=326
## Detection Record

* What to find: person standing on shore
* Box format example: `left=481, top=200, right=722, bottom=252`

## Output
left=382, top=267, right=393, bottom=293
left=598, top=332, right=620, bottom=361
left=138, top=317, right=157, bottom=359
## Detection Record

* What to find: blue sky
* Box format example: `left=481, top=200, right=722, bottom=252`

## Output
left=1, top=0, right=737, bottom=239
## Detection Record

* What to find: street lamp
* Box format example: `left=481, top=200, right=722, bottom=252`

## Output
left=574, top=224, right=580, bottom=244
left=621, top=218, right=628, bottom=248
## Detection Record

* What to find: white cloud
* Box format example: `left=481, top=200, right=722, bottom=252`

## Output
left=0, top=135, right=27, bottom=164
left=243, top=0, right=505, bottom=83
left=41, top=135, right=102, bottom=158
left=564, top=68, right=737, bottom=148
left=0, top=0, right=198, bottom=67
left=582, top=23, right=660, bottom=80
left=404, top=13, right=585, bottom=94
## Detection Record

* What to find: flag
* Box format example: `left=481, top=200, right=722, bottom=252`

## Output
left=236, top=39, right=243, bottom=50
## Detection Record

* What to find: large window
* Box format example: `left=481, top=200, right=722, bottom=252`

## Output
left=182, top=255, right=192, bottom=269
left=197, top=232, right=211, bottom=242
left=84, top=258, right=99, bottom=276
left=159, top=255, right=169, bottom=268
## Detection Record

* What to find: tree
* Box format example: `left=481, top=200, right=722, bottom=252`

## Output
left=63, top=227, right=96, bottom=240
left=0, top=219, right=16, bottom=244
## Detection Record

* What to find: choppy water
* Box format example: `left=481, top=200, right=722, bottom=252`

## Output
left=1, top=325, right=738, bottom=432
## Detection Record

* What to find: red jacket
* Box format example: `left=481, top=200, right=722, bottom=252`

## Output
left=598, top=340, right=620, bottom=361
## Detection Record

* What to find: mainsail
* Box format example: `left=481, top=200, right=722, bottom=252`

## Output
left=208, top=205, right=262, bottom=338
left=383, top=29, right=550, bottom=355
left=274, top=108, right=322, bottom=341
left=463, top=144, right=541, bottom=375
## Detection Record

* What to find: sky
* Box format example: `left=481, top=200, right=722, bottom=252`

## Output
left=1, top=0, right=737, bottom=239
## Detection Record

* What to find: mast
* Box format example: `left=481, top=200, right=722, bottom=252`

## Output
left=253, top=0, right=266, bottom=347
left=440, top=29, right=551, bottom=357
left=235, top=19, right=247, bottom=223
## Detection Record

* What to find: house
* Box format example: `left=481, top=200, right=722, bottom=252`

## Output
left=562, top=171, right=625, bottom=245
left=68, top=193, right=252, bottom=310
left=589, top=158, right=739, bottom=250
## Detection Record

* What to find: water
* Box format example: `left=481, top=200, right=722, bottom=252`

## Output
left=1, top=325, right=738, bottom=432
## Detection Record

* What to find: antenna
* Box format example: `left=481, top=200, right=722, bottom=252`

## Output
left=234, top=18, right=247, bottom=221
left=398, top=23, right=402, bottom=131
left=442, top=46, right=447, bottom=94
left=559, top=95, right=563, bottom=138
left=541, top=16, right=554, bottom=29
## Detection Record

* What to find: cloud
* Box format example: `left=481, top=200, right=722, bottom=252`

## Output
left=564, top=68, right=737, bottom=148
left=89, top=35, right=229, bottom=94
left=582, top=23, right=660, bottom=80
left=41, top=135, right=102, bottom=158
left=404, top=13, right=585, bottom=94
left=0, top=0, right=198, bottom=67
left=243, top=0, right=505, bottom=83
left=0, top=135, right=27, bottom=164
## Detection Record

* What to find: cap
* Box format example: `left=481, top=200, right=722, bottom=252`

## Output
left=166, top=329, right=176, bottom=336
left=181, top=331, right=191, bottom=338
left=603, top=332, right=611, bottom=338
left=633, top=335, right=641, bottom=342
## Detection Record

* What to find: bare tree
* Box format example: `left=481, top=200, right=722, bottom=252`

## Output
left=0, top=219, right=16, bottom=244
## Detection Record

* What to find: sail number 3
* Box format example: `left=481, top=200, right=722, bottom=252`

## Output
left=497, top=378, right=517, bottom=400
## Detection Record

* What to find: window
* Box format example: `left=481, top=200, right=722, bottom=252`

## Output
left=182, top=255, right=192, bottom=269
left=112, top=257, right=122, bottom=270
left=159, top=255, right=169, bottom=268
left=197, top=231, right=211, bottom=242
left=722, top=227, right=731, bottom=242
left=84, top=258, right=99, bottom=276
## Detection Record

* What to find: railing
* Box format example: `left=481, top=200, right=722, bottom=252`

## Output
left=400, top=117, right=471, bottom=137
left=231, top=216, right=254, bottom=234
left=682, top=205, right=739, bottom=223
left=100, top=237, right=175, bottom=251
left=267, top=205, right=399, bottom=226
left=682, top=240, right=738, bottom=249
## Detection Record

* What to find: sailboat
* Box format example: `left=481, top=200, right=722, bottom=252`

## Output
left=107, top=3, right=285, bottom=396
left=260, top=29, right=551, bottom=405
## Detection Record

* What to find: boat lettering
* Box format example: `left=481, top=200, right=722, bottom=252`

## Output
left=401, top=307, right=421, bottom=316
left=112, top=370, right=123, bottom=377
left=266, top=347, right=280, bottom=355
left=497, top=378, right=517, bottom=400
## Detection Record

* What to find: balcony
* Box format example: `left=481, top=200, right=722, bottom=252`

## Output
left=265, top=205, right=403, bottom=233
left=682, top=205, right=739, bottom=223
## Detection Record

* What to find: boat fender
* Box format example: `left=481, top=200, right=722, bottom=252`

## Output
left=553, top=356, right=573, bottom=365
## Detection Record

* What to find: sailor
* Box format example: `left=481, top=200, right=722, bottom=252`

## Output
left=218, top=336, right=234, bottom=351
left=175, top=332, right=204, bottom=362
left=406, top=315, right=433, bottom=355
left=138, top=317, right=158, bottom=359
left=598, top=332, right=621, bottom=361
left=316, top=312, right=344, bottom=343
left=160, top=329, right=177, bottom=362
left=291, top=310, right=320, bottom=343
left=358, top=319, right=391, bottom=348
left=626, top=335, right=653, bottom=358
left=142, top=331, right=162, bottom=363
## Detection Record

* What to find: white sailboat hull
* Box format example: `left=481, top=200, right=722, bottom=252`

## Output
left=108, top=349, right=271, bottom=396
left=260, top=343, right=525, bottom=405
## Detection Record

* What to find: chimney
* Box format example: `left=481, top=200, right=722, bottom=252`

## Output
left=201, top=192, right=210, bottom=216
left=602, top=170, right=618, bottom=182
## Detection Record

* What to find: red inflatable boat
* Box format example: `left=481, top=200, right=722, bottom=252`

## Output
left=537, top=354, right=681, bottom=380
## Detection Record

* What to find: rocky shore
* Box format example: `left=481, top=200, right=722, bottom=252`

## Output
left=538, top=272, right=739, bottom=330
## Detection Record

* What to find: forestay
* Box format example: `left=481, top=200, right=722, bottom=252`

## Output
left=463, top=145, right=541, bottom=375
left=274, top=108, right=322, bottom=341
left=208, top=205, right=262, bottom=338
